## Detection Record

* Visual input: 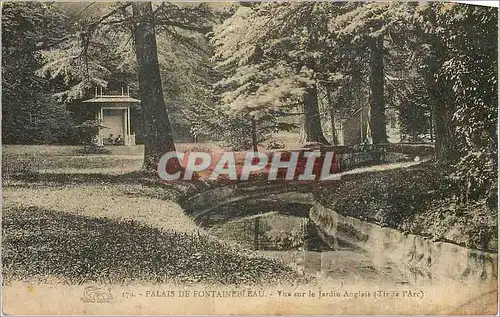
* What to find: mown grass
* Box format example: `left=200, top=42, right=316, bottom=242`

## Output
left=2, top=144, right=304, bottom=286
left=3, top=143, right=223, bottom=156
left=1, top=143, right=224, bottom=177
left=2, top=206, right=302, bottom=286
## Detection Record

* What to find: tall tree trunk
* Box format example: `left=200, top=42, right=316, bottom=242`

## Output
left=433, top=104, right=455, bottom=159
left=368, top=36, right=387, bottom=144
left=326, top=87, right=339, bottom=145
left=132, top=2, right=178, bottom=171
left=424, top=35, right=457, bottom=161
left=430, top=83, right=456, bottom=160
left=429, top=110, right=434, bottom=143
left=300, top=84, right=330, bottom=145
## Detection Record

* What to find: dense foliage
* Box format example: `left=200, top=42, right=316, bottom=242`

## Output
left=436, top=4, right=498, bottom=203
left=2, top=3, right=74, bottom=144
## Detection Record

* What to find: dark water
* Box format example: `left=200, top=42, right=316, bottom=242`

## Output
left=206, top=211, right=408, bottom=284
left=259, top=250, right=408, bottom=284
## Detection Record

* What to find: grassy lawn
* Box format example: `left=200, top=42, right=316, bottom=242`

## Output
left=2, top=144, right=303, bottom=286
left=2, top=145, right=143, bottom=176
left=2, top=143, right=225, bottom=176
left=3, top=142, right=224, bottom=156
left=3, top=206, right=298, bottom=285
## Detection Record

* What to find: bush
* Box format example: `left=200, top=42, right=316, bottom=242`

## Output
left=449, top=150, right=497, bottom=203
left=266, top=140, right=285, bottom=150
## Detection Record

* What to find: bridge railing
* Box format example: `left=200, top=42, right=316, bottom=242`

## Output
left=322, top=143, right=434, bottom=172
left=338, top=151, right=385, bottom=171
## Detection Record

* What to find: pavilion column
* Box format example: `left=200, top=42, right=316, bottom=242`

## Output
left=98, top=107, right=104, bottom=146
left=122, top=109, right=127, bottom=145
left=127, top=107, right=131, bottom=136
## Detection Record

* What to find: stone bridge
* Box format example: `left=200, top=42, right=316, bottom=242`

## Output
left=182, top=159, right=427, bottom=222
left=183, top=144, right=428, bottom=221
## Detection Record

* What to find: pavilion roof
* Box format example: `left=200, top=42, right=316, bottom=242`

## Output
left=82, top=95, right=140, bottom=104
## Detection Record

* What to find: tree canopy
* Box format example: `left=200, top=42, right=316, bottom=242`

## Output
left=2, top=1, right=497, bottom=196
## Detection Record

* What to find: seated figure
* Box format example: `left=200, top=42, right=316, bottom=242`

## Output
left=91, top=135, right=100, bottom=146
left=115, top=135, right=123, bottom=145
left=107, top=134, right=114, bottom=145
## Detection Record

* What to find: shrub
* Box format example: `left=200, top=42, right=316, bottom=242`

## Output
left=266, top=140, right=285, bottom=150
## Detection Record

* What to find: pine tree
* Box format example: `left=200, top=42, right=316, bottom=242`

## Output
left=212, top=3, right=335, bottom=145
left=2, top=2, right=73, bottom=144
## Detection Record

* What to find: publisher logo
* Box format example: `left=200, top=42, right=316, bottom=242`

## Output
left=81, top=285, right=113, bottom=303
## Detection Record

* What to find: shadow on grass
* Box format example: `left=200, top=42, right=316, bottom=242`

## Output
left=7, top=171, right=156, bottom=185
left=2, top=206, right=301, bottom=286
left=5, top=171, right=211, bottom=201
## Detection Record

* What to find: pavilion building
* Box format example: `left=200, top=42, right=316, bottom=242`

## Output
left=81, top=88, right=140, bottom=146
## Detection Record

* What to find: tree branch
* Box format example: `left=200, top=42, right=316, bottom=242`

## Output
left=36, top=36, right=72, bottom=50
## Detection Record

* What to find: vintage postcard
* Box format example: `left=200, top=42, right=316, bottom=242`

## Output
left=2, top=1, right=498, bottom=315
